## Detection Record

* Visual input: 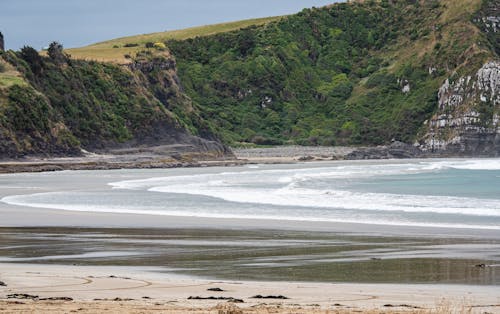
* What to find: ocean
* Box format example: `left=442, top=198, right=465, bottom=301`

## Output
left=1, top=158, right=499, bottom=284
left=3, top=159, right=500, bottom=230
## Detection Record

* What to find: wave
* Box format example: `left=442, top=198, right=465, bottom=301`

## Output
left=3, top=158, right=500, bottom=230
left=108, top=159, right=500, bottom=217
left=147, top=184, right=500, bottom=217
left=2, top=193, right=499, bottom=230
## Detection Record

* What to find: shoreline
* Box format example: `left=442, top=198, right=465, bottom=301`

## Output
left=0, top=144, right=496, bottom=174
left=1, top=263, right=499, bottom=313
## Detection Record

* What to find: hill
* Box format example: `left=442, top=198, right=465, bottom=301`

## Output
left=1, top=0, right=499, bottom=159
left=66, top=17, right=282, bottom=64
left=0, top=46, right=226, bottom=158
left=166, top=0, right=499, bottom=154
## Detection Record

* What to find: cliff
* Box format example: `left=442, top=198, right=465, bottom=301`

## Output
left=0, top=47, right=227, bottom=159
left=417, top=0, right=500, bottom=156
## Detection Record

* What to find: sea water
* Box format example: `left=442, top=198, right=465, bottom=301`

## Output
left=2, top=158, right=500, bottom=231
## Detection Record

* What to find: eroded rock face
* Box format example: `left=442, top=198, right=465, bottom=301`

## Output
left=418, top=61, right=500, bottom=156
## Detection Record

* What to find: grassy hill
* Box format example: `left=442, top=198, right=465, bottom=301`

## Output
left=1, top=0, right=498, bottom=158
left=165, top=0, right=497, bottom=146
left=67, top=17, right=282, bottom=63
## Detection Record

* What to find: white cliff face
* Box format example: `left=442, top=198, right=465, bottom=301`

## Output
left=419, top=61, right=500, bottom=154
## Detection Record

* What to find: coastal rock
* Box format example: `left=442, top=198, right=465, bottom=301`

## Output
left=417, top=61, right=500, bottom=156
left=346, top=141, right=421, bottom=160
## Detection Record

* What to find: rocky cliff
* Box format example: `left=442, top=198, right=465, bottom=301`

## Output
left=418, top=61, right=500, bottom=156
left=417, top=0, right=500, bottom=156
left=0, top=47, right=227, bottom=159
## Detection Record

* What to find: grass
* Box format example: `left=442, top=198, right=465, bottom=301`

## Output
left=0, top=61, right=27, bottom=90
left=67, top=16, right=283, bottom=63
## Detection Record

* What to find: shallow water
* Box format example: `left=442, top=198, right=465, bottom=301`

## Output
left=0, top=227, right=499, bottom=284
left=0, top=159, right=499, bottom=284
left=3, top=159, right=500, bottom=230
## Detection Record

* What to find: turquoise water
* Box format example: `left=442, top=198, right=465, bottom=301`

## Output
left=2, top=158, right=500, bottom=230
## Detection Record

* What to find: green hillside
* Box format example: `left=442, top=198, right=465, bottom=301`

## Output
left=0, top=46, right=224, bottom=157
left=67, top=17, right=282, bottom=63
left=1, top=0, right=498, bottom=158
left=167, top=0, right=496, bottom=146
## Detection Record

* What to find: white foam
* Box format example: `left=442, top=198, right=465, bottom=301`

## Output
left=3, top=158, right=500, bottom=230
left=2, top=193, right=499, bottom=230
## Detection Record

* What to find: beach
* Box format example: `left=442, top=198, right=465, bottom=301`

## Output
left=1, top=158, right=500, bottom=313
left=1, top=263, right=499, bottom=313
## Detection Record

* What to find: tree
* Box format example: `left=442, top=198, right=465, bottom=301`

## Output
left=47, top=41, right=68, bottom=65
left=20, top=46, right=44, bottom=75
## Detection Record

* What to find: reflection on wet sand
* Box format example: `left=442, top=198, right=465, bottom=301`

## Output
left=1, top=227, right=498, bottom=285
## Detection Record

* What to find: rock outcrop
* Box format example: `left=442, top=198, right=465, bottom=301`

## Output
left=417, top=61, right=500, bottom=156
left=0, top=32, right=4, bottom=51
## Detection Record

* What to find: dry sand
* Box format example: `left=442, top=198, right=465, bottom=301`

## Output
left=0, top=263, right=499, bottom=313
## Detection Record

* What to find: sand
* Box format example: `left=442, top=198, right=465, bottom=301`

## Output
left=1, top=263, right=499, bottom=313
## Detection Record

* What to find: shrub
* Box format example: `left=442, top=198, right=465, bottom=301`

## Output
left=145, top=42, right=154, bottom=48
left=153, top=42, right=167, bottom=50
left=124, top=43, right=139, bottom=48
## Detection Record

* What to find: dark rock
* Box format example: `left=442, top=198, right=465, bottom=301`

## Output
left=207, top=287, right=224, bottom=292
left=475, top=263, right=487, bottom=268
left=298, top=155, right=314, bottom=161
left=251, top=295, right=289, bottom=299
left=0, top=280, right=6, bottom=286
left=0, top=31, right=4, bottom=51
left=346, top=141, right=422, bottom=160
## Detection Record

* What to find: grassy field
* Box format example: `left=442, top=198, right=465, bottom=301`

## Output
left=67, top=16, right=283, bottom=63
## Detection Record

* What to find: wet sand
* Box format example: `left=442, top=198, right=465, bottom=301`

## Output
left=1, top=263, right=499, bottom=313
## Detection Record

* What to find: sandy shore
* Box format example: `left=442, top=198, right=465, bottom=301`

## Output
left=1, top=263, right=499, bottom=313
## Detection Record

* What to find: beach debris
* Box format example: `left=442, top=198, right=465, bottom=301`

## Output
left=142, top=296, right=152, bottom=299
left=112, top=297, right=134, bottom=301
left=0, top=281, right=6, bottom=286
left=474, top=263, right=487, bottom=268
left=370, top=257, right=382, bottom=260
left=93, top=297, right=134, bottom=301
left=188, top=296, right=244, bottom=303
left=251, top=295, right=289, bottom=299
left=207, top=287, right=225, bottom=292
left=39, top=297, right=73, bottom=301
left=383, top=304, right=421, bottom=309
left=7, top=293, right=39, bottom=300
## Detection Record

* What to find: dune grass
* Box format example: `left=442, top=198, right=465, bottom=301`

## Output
left=67, top=16, right=283, bottom=63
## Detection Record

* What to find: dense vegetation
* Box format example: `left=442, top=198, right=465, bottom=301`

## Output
left=1, top=0, right=497, bottom=157
left=168, top=0, right=495, bottom=146
left=0, top=45, right=219, bottom=157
